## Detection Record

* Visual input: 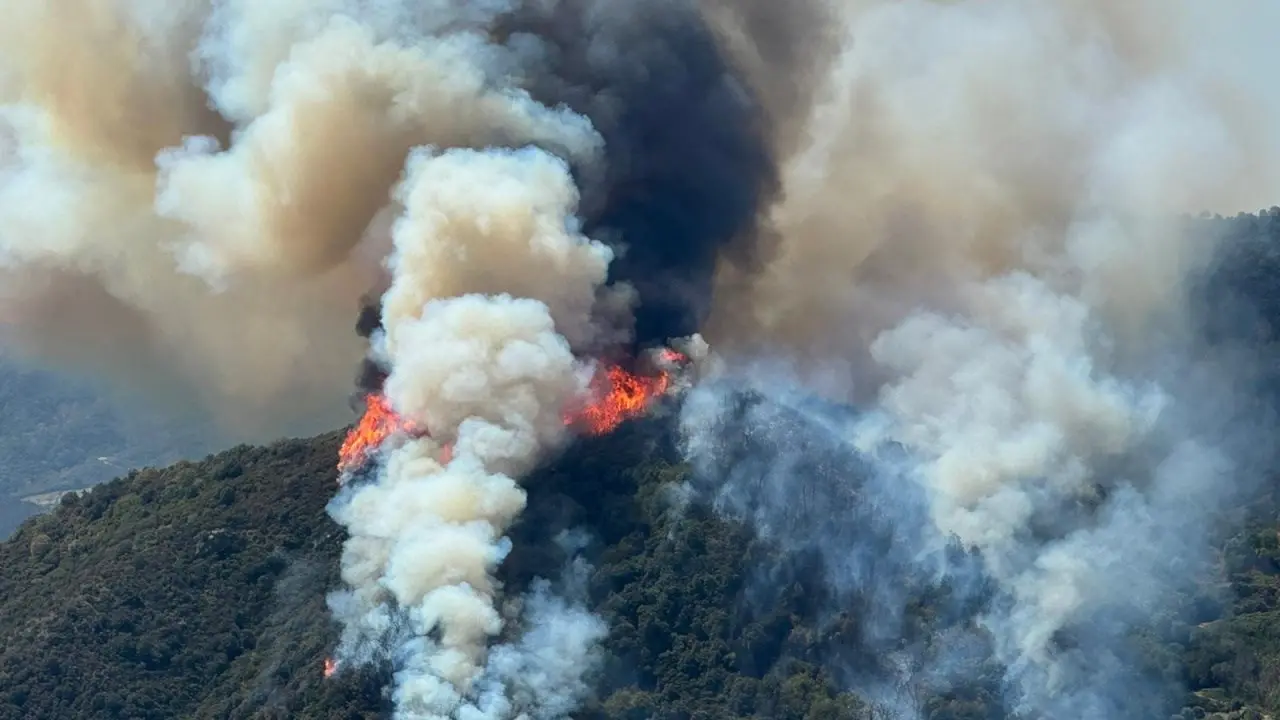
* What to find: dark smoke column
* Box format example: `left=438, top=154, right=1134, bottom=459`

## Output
left=353, top=296, right=387, bottom=400
left=504, top=0, right=780, bottom=348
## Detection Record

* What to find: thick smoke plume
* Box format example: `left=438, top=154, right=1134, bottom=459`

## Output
left=0, top=0, right=785, bottom=716
left=682, top=0, right=1280, bottom=718
left=0, top=0, right=779, bottom=437
left=8, top=0, right=1280, bottom=717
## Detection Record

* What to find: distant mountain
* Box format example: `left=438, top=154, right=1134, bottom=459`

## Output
left=0, top=498, right=41, bottom=545
left=0, top=357, right=218, bottom=538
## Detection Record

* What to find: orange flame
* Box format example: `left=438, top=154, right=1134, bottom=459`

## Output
left=338, top=351, right=687, bottom=476
left=337, top=394, right=419, bottom=474
left=323, top=657, right=338, bottom=678
left=655, top=348, right=688, bottom=365
left=568, top=364, right=671, bottom=436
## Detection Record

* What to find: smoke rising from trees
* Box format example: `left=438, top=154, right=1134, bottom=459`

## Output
left=4, top=0, right=1280, bottom=717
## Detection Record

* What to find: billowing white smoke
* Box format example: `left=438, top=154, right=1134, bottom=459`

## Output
left=328, top=146, right=619, bottom=717
left=690, top=0, right=1280, bottom=716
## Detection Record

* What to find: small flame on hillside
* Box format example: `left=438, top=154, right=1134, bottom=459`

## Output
left=323, top=657, right=338, bottom=679
left=337, top=393, right=419, bottom=475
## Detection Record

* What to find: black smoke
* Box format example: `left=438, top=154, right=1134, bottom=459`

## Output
left=353, top=296, right=386, bottom=400
left=498, top=0, right=781, bottom=348
left=351, top=0, right=784, bottom=401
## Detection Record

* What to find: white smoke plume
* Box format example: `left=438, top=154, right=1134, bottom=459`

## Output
left=465, top=531, right=608, bottom=720
left=685, top=0, right=1280, bottom=717
left=328, top=146, right=618, bottom=717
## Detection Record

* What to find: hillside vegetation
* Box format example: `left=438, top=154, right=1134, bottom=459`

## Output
left=0, top=418, right=894, bottom=720
left=0, top=407, right=1277, bottom=720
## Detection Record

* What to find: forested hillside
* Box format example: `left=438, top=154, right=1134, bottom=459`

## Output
left=0, top=407, right=1277, bottom=720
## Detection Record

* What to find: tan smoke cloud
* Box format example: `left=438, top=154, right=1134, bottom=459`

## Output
left=0, top=0, right=387, bottom=439
left=697, top=0, right=841, bottom=161
left=707, top=0, right=1280, bottom=383
left=158, top=11, right=601, bottom=282
left=0, top=0, right=609, bottom=441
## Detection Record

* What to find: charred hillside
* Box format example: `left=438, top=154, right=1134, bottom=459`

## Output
left=0, top=381, right=1277, bottom=719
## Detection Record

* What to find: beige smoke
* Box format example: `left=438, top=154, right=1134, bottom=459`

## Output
left=709, top=0, right=1280, bottom=376
left=697, top=0, right=841, bottom=162
left=1, top=2, right=619, bottom=714
left=0, top=0, right=604, bottom=441
left=0, top=0, right=379, bottom=439
left=158, top=13, right=602, bottom=283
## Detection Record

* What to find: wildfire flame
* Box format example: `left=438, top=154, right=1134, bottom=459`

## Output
left=654, top=347, right=687, bottom=366
left=567, top=364, right=671, bottom=436
left=337, top=349, right=690, bottom=476
left=336, top=393, right=419, bottom=475
left=323, top=657, right=338, bottom=679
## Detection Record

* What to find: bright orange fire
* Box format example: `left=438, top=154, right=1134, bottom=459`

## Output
left=337, top=394, right=419, bottom=475
left=567, top=364, right=671, bottom=436
left=338, top=352, right=686, bottom=476
left=323, top=657, right=338, bottom=678
left=655, top=348, right=687, bottom=365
